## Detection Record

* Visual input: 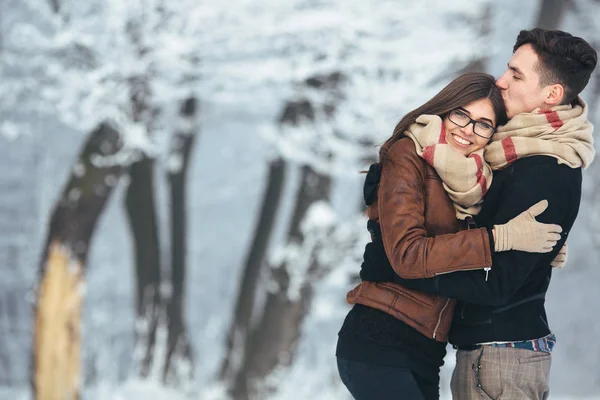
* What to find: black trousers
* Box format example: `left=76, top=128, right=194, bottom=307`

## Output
left=337, top=357, right=439, bottom=400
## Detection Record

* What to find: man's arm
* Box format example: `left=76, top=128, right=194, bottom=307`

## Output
left=396, top=163, right=576, bottom=306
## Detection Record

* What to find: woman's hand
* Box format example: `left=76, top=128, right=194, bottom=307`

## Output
left=551, top=242, right=568, bottom=268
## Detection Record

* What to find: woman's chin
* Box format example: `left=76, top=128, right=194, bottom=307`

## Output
left=447, top=141, right=471, bottom=156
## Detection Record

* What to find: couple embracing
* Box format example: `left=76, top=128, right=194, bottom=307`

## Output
left=337, top=28, right=597, bottom=400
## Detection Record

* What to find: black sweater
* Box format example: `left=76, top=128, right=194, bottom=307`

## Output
left=336, top=304, right=446, bottom=383
left=395, top=156, right=582, bottom=346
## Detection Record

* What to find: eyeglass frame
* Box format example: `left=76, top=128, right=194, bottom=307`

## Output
left=447, top=108, right=496, bottom=139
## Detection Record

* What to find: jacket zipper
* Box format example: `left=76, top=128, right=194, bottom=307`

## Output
left=434, top=220, right=491, bottom=278
left=433, top=298, right=451, bottom=339
left=435, top=266, right=492, bottom=281
left=434, top=266, right=486, bottom=275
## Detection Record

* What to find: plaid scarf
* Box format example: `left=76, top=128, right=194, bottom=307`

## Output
left=485, top=98, right=595, bottom=170
left=405, top=115, right=493, bottom=220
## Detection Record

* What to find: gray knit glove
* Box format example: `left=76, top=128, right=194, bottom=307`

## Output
left=494, top=200, right=562, bottom=253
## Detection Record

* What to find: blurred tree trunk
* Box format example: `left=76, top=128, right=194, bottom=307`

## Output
left=49, top=0, right=60, bottom=14
left=220, top=95, right=316, bottom=386
left=32, top=123, right=123, bottom=400
left=162, top=96, right=198, bottom=384
left=535, top=0, right=566, bottom=29
left=219, top=157, right=287, bottom=383
left=125, top=156, right=162, bottom=378
left=231, top=164, right=332, bottom=400
left=459, top=4, right=492, bottom=74
left=125, top=66, right=164, bottom=377
left=125, top=12, right=201, bottom=383
left=122, top=5, right=197, bottom=382
left=225, top=72, right=342, bottom=400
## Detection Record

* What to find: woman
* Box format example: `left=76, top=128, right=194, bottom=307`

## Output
left=335, top=73, right=562, bottom=400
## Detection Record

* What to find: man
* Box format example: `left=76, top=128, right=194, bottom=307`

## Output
left=362, top=28, right=597, bottom=399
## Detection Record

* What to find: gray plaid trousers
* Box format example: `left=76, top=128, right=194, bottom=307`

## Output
left=450, top=346, right=551, bottom=399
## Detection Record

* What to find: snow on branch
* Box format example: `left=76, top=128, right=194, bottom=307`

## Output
left=198, top=0, right=494, bottom=174
left=1, top=0, right=203, bottom=152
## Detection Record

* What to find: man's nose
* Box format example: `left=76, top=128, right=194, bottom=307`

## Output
left=496, top=74, right=508, bottom=89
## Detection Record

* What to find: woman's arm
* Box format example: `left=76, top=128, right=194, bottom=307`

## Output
left=394, top=164, right=573, bottom=305
left=378, top=139, right=493, bottom=279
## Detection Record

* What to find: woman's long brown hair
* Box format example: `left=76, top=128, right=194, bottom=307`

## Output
left=380, top=72, right=507, bottom=162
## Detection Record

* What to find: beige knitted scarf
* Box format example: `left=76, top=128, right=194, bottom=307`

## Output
left=405, top=115, right=493, bottom=220
left=485, top=98, right=595, bottom=170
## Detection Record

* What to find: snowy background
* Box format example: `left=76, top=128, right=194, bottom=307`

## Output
left=1, top=0, right=599, bottom=399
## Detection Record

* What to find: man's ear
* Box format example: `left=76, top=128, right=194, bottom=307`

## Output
left=545, top=83, right=564, bottom=106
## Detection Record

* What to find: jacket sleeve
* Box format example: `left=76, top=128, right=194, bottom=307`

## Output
left=379, top=139, right=493, bottom=279
left=395, top=163, right=575, bottom=306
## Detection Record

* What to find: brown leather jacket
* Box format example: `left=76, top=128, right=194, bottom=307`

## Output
left=347, top=137, right=493, bottom=342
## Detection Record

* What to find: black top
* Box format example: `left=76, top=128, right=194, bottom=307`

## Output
left=336, top=304, right=446, bottom=384
left=394, top=156, right=582, bottom=345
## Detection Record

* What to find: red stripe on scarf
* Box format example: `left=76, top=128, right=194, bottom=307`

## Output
left=439, top=124, right=447, bottom=144
left=539, top=109, right=564, bottom=130
left=501, top=137, right=518, bottom=164
left=423, top=145, right=435, bottom=167
left=469, top=153, right=488, bottom=196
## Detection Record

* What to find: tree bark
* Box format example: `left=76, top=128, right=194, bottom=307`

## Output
left=49, top=0, right=60, bottom=14
left=123, top=23, right=163, bottom=373
left=162, top=96, right=198, bottom=385
left=231, top=165, right=331, bottom=400
left=219, top=157, right=287, bottom=383
left=220, top=91, right=322, bottom=388
left=458, top=4, right=493, bottom=74
left=125, top=156, right=162, bottom=378
left=33, top=122, right=123, bottom=400
left=534, top=0, right=566, bottom=29
left=225, top=72, right=342, bottom=399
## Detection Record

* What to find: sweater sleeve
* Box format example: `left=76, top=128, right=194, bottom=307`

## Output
left=378, top=139, right=493, bottom=279
left=395, top=163, right=577, bottom=305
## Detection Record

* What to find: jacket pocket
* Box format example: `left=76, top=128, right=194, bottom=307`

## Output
left=518, top=351, right=551, bottom=364
left=378, top=282, right=436, bottom=309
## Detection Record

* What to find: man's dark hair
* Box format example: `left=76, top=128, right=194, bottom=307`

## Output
left=514, top=28, right=597, bottom=104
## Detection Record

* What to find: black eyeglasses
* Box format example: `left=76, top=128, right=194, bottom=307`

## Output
left=448, top=109, right=496, bottom=139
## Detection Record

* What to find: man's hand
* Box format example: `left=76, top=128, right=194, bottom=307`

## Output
left=493, top=200, right=562, bottom=253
